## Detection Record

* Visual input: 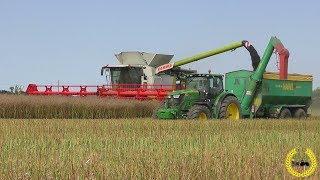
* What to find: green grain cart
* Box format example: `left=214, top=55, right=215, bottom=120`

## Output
left=154, top=37, right=313, bottom=120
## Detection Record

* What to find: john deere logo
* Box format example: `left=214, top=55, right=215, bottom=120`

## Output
left=285, top=148, right=317, bottom=177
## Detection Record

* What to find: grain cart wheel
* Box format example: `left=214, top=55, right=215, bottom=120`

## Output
left=279, top=108, right=292, bottom=119
left=187, top=105, right=211, bottom=121
left=293, top=108, right=307, bottom=119
left=219, top=96, right=241, bottom=121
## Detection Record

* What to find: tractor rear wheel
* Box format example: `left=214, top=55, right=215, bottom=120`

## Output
left=293, top=108, right=307, bottom=119
left=187, top=105, right=211, bottom=121
left=219, top=96, right=241, bottom=120
left=279, top=108, right=292, bottom=119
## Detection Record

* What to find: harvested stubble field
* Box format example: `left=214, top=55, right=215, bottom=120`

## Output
left=0, top=119, right=319, bottom=179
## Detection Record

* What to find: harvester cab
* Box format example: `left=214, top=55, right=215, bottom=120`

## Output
left=101, top=52, right=174, bottom=85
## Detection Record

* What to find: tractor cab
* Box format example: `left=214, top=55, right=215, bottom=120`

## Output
left=185, top=74, right=224, bottom=96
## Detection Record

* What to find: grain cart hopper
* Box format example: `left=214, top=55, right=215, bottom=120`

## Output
left=154, top=37, right=313, bottom=120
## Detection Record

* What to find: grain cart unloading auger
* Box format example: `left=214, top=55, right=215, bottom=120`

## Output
left=154, top=37, right=313, bottom=120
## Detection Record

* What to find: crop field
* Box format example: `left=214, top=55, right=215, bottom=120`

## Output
left=0, top=95, right=319, bottom=179
left=0, top=95, right=159, bottom=119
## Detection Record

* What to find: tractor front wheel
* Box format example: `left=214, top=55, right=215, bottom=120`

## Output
left=187, top=105, right=211, bottom=121
left=219, top=96, right=241, bottom=120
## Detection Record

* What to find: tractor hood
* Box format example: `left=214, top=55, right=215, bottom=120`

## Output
left=157, top=89, right=201, bottom=119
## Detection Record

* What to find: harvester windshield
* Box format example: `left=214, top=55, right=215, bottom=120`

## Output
left=111, top=67, right=143, bottom=84
left=103, top=66, right=143, bottom=84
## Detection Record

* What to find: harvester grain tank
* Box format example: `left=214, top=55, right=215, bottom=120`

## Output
left=154, top=37, right=313, bottom=120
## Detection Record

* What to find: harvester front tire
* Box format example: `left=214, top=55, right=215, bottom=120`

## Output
left=293, top=108, right=307, bottom=119
left=219, top=96, right=241, bottom=120
left=279, top=108, right=292, bottom=119
left=187, top=105, right=211, bottom=120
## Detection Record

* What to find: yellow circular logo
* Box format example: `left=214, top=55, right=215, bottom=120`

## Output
left=285, top=148, right=317, bottom=178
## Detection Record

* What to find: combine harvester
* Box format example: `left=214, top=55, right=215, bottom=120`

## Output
left=154, top=37, right=313, bottom=119
left=26, top=52, right=194, bottom=100
left=26, top=40, right=258, bottom=100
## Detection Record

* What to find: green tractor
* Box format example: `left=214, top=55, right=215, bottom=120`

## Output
left=154, top=37, right=312, bottom=120
left=154, top=73, right=241, bottom=120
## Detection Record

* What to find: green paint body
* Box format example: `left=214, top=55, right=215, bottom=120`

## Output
left=225, top=70, right=312, bottom=117
left=155, top=89, right=201, bottom=119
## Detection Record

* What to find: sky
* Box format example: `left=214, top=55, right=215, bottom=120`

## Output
left=0, top=0, right=319, bottom=90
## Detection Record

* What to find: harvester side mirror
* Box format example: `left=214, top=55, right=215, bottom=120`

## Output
left=100, top=65, right=109, bottom=76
